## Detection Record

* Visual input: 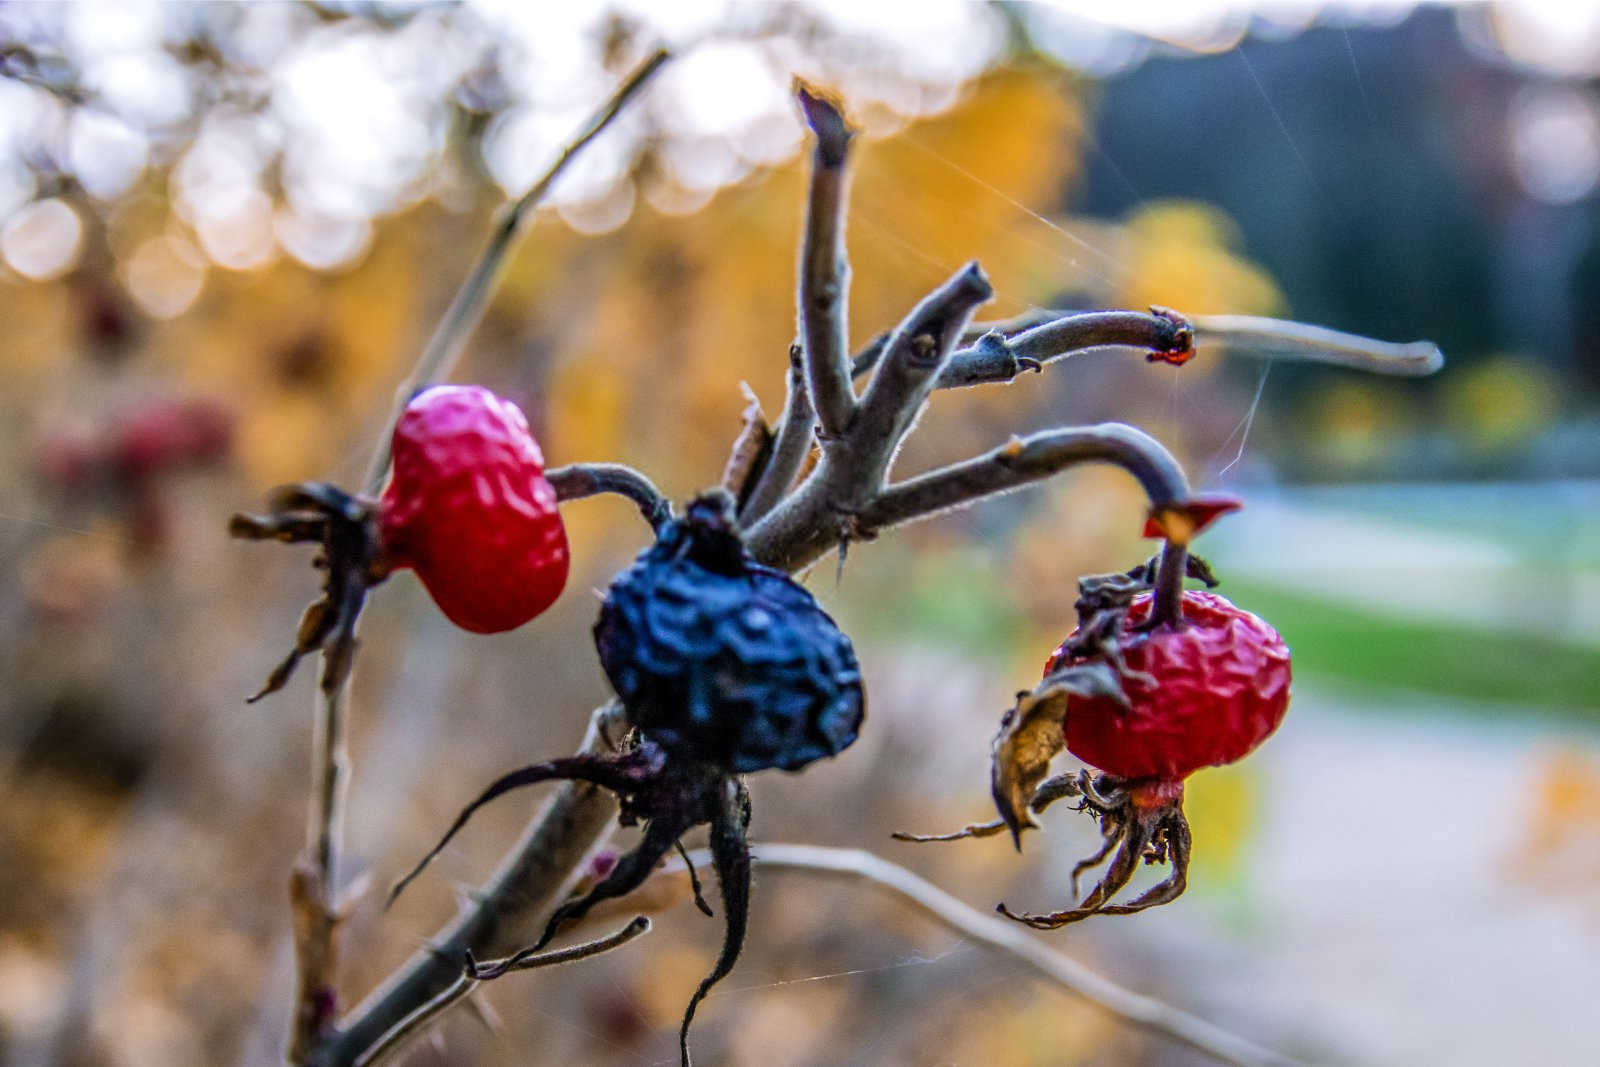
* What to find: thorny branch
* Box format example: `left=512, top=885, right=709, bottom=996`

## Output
left=320, top=703, right=631, bottom=1066
left=297, top=76, right=1443, bottom=1066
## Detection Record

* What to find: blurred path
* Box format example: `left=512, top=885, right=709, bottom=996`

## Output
left=1118, top=689, right=1600, bottom=1066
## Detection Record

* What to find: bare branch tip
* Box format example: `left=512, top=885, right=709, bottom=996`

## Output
left=959, top=259, right=994, bottom=299
left=1412, top=341, right=1446, bottom=374
left=794, top=80, right=852, bottom=164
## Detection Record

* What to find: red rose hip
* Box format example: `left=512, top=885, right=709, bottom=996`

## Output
left=973, top=575, right=1294, bottom=930
left=380, top=385, right=569, bottom=633
left=1047, top=589, right=1291, bottom=782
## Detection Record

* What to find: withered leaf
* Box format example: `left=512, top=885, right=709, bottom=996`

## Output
left=719, top=382, right=773, bottom=511
left=989, top=663, right=1127, bottom=847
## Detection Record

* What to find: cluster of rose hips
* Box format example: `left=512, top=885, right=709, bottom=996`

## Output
left=235, top=385, right=863, bottom=1064
left=234, top=382, right=1291, bottom=1063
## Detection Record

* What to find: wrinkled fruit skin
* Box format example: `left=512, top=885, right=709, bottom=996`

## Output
left=595, top=504, right=864, bottom=773
left=1047, top=590, right=1291, bottom=782
left=380, top=385, right=569, bottom=634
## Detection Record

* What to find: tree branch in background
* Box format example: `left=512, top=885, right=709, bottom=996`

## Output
left=649, top=845, right=1302, bottom=1067
left=1189, top=314, right=1444, bottom=375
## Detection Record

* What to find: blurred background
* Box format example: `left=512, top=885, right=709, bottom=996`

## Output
left=2, top=1, right=1597, bottom=1064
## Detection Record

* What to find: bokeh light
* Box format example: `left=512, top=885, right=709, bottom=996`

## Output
left=1, top=197, right=83, bottom=280
left=1509, top=86, right=1600, bottom=206
left=122, top=233, right=205, bottom=318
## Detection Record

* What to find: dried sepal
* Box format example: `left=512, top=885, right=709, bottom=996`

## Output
left=677, top=777, right=752, bottom=1067
left=229, top=482, right=385, bottom=702
left=386, top=742, right=668, bottom=909
left=893, top=770, right=1088, bottom=844
left=1143, top=305, right=1196, bottom=366
left=998, top=777, right=1191, bottom=928
left=1124, top=551, right=1219, bottom=589
left=248, top=599, right=330, bottom=703
left=537, top=807, right=700, bottom=948
left=390, top=733, right=758, bottom=1067
left=1143, top=494, right=1241, bottom=544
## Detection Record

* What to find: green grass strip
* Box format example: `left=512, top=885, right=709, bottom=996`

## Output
left=1222, top=579, right=1600, bottom=715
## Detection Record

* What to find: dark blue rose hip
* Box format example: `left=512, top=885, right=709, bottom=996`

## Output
left=595, top=495, right=865, bottom=773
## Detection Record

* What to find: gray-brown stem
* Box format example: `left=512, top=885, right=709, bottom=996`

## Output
left=795, top=87, right=856, bottom=440
left=746, top=423, right=1191, bottom=575
left=547, top=462, right=670, bottom=531
left=938, top=309, right=1193, bottom=387
left=739, top=343, right=815, bottom=526
left=844, top=261, right=994, bottom=500
left=931, top=308, right=1443, bottom=380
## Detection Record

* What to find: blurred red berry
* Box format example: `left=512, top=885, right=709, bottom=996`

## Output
left=1046, top=589, right=1291, bottom=782
left=110, top=398, right=233, bottom=478
left=37, top=428, right=100, bottom=488
left=379, top=384, right=569, bottom=633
